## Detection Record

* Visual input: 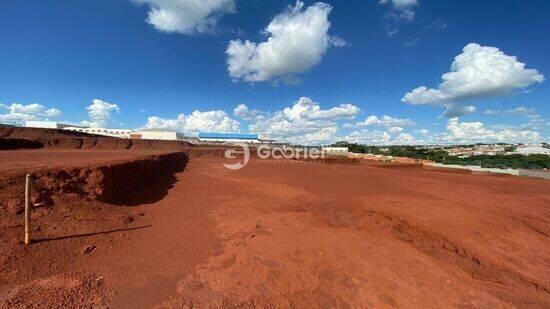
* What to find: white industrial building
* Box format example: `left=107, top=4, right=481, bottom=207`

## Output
left=24, top=121, right=73, bottom=129
left=64, top=127, right=132, bottom=138
left=24, top=120, right=186, bottom=141
left=64, top=127, right=184, bottom=141
left=138, top=129, right=185, bottom=141
left=322, top=147, right=349, bottom=157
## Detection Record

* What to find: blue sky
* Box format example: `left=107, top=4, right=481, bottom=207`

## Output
left=0, top=0, right=548, bottom=144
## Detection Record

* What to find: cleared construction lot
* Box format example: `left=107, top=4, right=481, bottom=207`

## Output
left=0, top=131, right=549, bottom=307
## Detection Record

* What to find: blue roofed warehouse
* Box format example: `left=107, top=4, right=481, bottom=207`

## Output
left=198, top=132, right=265, bottom=144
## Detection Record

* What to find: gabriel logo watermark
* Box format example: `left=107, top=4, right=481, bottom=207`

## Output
left=224, top=143, right=326, bottom=170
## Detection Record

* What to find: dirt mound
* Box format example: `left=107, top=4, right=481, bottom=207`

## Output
left=0, top=138, right=43, bottom=150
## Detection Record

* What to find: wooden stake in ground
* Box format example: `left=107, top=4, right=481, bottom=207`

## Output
left=24, top=173, right=33, bottom=245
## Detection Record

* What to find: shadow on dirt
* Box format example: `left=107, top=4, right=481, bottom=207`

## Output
left=0, top=138, right=44, bottom=150
left=33, top=225, right=153, bottom=243
left=99, top=153, right=189, bottom=206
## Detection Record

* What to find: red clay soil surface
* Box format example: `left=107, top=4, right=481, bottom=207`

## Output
left=0, top=149, right=174, bottom=174
left=1, top=156, right=550, bottom=308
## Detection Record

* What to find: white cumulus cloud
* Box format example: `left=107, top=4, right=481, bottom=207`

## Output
left=343, top=114, right=418, bottom=145
left=388, top=126, right=404, bottom=134
left=344, top=129, right=417, bottom=145
left=379, top=0, right=418, bottom=35
left=379, top=0, right=419, bottom=10
left=0, top=103, right=62, bottom=123
left=384, top=9, right=415, bottom=23
left=282, top=97, right=360, bottom=121
left=484, top=106, right=547, bottom=131
left=144, top=110, right=240, bottom=135
left=133, top=0, right=235, bottom=34
left=247, top=97, right=360, bottom=144
left=441, top=105, right=476, bottom=118
left=83, top=99, right=120, bottom=128
left=417, top=128, right=430, bottom=135
left=226, top=1, right=345, bottom=84
left=402, top=43, right=544, bottom=117
left=293, top=127, right=338, bottom=145
left=233, top=104, right=267, bottom=121
left=356, top=115, right=416, bottom=128
left=484, top=106, right=537, bottom=117
left=394, top=132, right=415, bottom=143
left=434, top=117, right=541, bottom=144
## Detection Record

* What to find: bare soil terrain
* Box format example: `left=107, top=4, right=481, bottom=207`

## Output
left=0, top=128, right=549, bottom=307
left=0, top=149, right=174, bottom=173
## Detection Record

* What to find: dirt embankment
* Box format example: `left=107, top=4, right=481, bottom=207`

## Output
left=0, top=152, right=188, bottom=218
left=0, top=126, right=191, bottom=151
left=188, top=147, right=230, bottom=158
left=37, top=152, right=188, bottom=205
left=0, top=151, right=188, bottom=307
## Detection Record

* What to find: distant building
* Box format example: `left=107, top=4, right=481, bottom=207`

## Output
left=140, top=129, right=184, bottom=141
left=198, top=132, right=263, bottom=144
left=515, top=146, right=550, bottom=155
left=24, top=121, right=73, bottom=129
left=322, top=147, right=349, bottom=157
left=64, top=127, right=132, bottom=138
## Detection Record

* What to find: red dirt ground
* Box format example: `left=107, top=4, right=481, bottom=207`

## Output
left=1, top=151, right=549, bottom=308
left=0, top=149, right=174, bottom=174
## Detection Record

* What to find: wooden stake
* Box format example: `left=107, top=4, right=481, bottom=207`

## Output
left=24, top=173, right=33, bottom=245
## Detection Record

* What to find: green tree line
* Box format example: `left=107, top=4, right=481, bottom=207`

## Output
left=331, top=142, right=550, bottom=169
